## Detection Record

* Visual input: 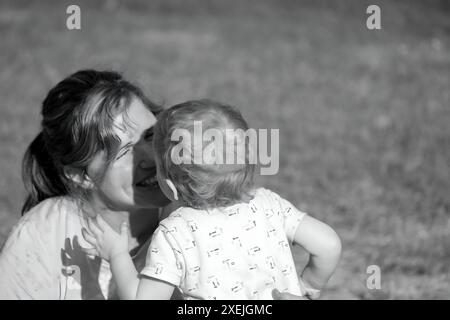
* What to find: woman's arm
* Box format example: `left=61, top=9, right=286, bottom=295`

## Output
left=293, top=215, right=342, bottom=296
left=109, top=252, right=140, bottom=300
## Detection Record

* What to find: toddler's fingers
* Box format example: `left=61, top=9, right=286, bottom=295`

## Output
left=96, top=214, right=109, bottom=231
left=83, top=226, right=98, bottom=245
left=87, top=217, right=102, bottom=236
left=82, top=247, right=98, bottom=257
left=120, top=221, right=129, bottom=236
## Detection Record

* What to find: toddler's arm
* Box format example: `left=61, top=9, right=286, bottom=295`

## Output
left=82, top=215, right=139, bottom=299
left=293, top=215, right=342, bottom=298
left=83, top=215, right=177, bottom=300
left=135, top=277, right=175, bottom=300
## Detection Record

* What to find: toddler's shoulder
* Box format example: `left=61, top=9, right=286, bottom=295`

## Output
left=252, top=187, right=306, bottom=216
left=158, top=206, right=202, bottom=233
left=252, top=187, right=284, bottom=204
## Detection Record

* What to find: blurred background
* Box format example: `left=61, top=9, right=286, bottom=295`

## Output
left=0, top=0, right=449, bottom=299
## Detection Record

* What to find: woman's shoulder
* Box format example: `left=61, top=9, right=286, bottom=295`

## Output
left=0, top=196, right=83, bottom=299
left=4, top=196, right=80, bottom=245
left=20, top=196, right=79, bottom=225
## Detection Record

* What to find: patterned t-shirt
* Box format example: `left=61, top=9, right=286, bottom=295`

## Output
left=141, top=188, right=307, bottom=300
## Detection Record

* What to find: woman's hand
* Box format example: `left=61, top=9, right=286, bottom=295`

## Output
left=271, top=289, right=308, bottom=300
left=271, top=280, right=321, bottom=300
left=82, top=215, right=130, bottom=261
left=299, top=277, right=322, bottom=300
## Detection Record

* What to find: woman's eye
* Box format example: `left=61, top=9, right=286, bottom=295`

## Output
left=116, top=148, right=130, bottom=160
left=144, top=128, right=154, bottom=141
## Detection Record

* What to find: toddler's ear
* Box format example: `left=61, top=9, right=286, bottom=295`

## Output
left=165, top=179, right=179, bottom=201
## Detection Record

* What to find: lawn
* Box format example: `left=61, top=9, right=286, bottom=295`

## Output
left=0, top=0, right=449, bottom=299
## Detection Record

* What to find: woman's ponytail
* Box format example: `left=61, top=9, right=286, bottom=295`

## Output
left=21, top=132, right=68, bottom=214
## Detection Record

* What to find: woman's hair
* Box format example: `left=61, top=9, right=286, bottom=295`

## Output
left=153, top=99, right=255, bottom=209
left=22, top=69, right=162, bottom=214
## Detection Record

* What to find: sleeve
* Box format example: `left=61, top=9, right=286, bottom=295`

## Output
left=140, top=224, right=184, bottom=287
left=0, top=217, right=58, bottom=299
left=263, top=189, right=307, bottom=244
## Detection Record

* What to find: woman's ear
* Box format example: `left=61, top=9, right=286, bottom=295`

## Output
left=165, top=179, right=179, bottom=201
left=64, top=167, right=95, bottom=189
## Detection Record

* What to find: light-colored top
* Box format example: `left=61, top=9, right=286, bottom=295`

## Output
left=0, top=197, right=154, bottom=300
left=141, top=188, right=307, bottom=300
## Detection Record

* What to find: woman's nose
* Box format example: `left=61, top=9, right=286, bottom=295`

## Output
left=138, top=159, right=154, bottom=170
left=135, top=142, right=155, bottom=169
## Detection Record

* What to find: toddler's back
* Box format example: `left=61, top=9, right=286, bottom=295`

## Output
left=141, top=187, right=307, bottom=300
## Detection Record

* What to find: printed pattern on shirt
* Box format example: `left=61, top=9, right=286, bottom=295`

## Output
left=141, top=188, right=306, bottom=300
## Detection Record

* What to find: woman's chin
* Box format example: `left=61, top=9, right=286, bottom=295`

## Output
left=133, top=185, right=171, bottom=208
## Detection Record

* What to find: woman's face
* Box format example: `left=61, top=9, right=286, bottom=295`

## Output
left=87, top=97, right=170, bottom=211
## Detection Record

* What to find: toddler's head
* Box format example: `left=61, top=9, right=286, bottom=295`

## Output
left=153, top=99, right=255, bottom=209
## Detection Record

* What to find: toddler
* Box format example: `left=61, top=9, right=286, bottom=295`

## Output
left=85, top=99, right=341, bottom=300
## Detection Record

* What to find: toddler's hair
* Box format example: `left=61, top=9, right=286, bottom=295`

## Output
left=153, top=99, right=255, bottom=209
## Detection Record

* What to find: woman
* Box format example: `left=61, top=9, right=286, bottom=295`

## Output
left=0, top=69, right=302, bottom=300
left=0, top=69, right=171, bottom=299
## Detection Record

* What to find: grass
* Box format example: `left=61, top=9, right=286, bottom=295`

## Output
left=0, top=0, right=449, bottom=299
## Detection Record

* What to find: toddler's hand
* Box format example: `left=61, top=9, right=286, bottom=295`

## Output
left=271, top=289, right=308, bottom=300
left=299, top=277, right=321, bottom=300
left=82, top=215, right=129, bottom=261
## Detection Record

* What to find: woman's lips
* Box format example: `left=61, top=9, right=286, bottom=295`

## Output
left=135, top=175, right=158, bottom=187
left=135, top=168, right=158, bottom=188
